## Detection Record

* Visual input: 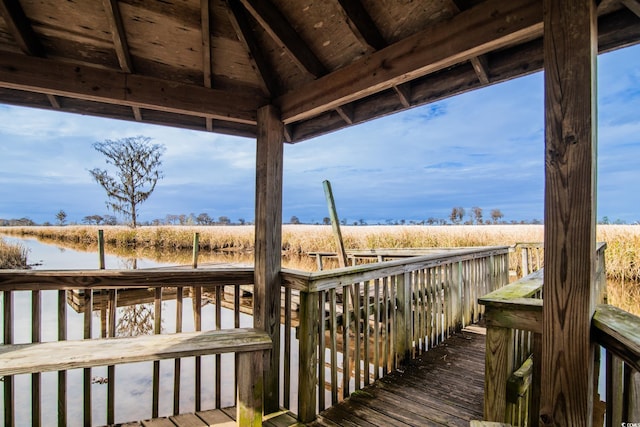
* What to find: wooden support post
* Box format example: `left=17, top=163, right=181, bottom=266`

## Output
left=541, top=0, right=598, bottom=425
left=323, top=180, right=348, bottom=268
left=484, top=321, right=513, bottom=422
left=254, top=104, right=283, bottom=414
left=298, top=290, right=319, bottom=423
left=237, top=351, right=264, bottom=427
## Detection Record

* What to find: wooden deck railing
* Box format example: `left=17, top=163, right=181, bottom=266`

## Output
left=0, top=245, right=513, bottom=425
left=478, top=242, right=639, bottom=427
left=283, top=246, right=511, bottom=423
left=0, top=268, right=266, bottom=426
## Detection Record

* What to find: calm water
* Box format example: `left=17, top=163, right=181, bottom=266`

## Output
left=1, top=236, right=255, bottom=426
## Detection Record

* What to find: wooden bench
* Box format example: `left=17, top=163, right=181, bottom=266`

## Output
left=0, top=328, right=271, bottom=426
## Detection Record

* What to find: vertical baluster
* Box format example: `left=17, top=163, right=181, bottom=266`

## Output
left=57, top=290, right=66, bottom=427
left=425, top=268, right=433, bottom=349
left=194, top=285, right=201, bottom=410
left=416, top=271, right=420, bottom=358
left=3, top=291, right=13, bottom=427
left=444, top=264, right=451, bottom=339
left=606, top=349, right=623, bottom=427
left=31, top=289, right=41, bottom=427
left=382, top=277, right=390, bottom=375
left=283, top=286, right=292, bottom=409
left=107, top=289, right=116, bottom=425
left=83, top=289, right=92, bottom=426
left=363, top=281, right=370, bottom=386
left=353, top=282, right=361, bottom=390
left=152, top=287, right=162, bottom=418
left=298, top=289, right=319, bottom=423
left=329, top=289, right=338, bottom=404
left=373, top=279, right=380, bottom=381
left=434, top=266, right=441, bottom=344
left=389, top=275, right=397, bottom=371
left=234, top=284, right=241, bottom=407
left=342, top=284, right=350, bottom=398
left=215, top=286, right=222, bottom=408
left=173, top=286, right=183, bottom=415
left=318, top=290, right=326, bottom=411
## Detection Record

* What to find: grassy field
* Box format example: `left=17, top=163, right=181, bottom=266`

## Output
left=0, top=238, right=29, bottom=269
left=2, top=224, right=639, bottom=314
left=1, top=224, right=639, bottom=279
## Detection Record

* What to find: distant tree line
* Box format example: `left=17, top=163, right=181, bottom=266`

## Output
left=1, top=210, right=634, bottom=227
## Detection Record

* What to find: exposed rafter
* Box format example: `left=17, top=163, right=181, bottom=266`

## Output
left=336, top=0, right=386, bottom=52
left=227, top=0, right=279, bottom=96
left=393, top=84, right=412, bottom=108
left=0, top=0, right=45, bottom=57
left=450, top=0, right=491, bottom=84
left=102, top=0, right=133, bottom=73
left=278, top=0, right=542, bottom=124
left=0, top=52, right=266, bottom=125
left=469, top=56, right=490, bottom=84
left=335, top=105, right=354, bottom=125
left=201, top=0, right=213, bottom=131
left=46, top=94, right=60, bottom=109
left=238, top=0, right=327, bottom=77
left=621, top=0, right=640, bottom=17
left=102, top=0, right=141, bottom=121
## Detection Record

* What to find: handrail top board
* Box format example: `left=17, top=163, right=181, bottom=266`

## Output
left=592, top=304, right=640, bottom=372
left=285, top=246, right=511, bottom=292
left=0, top=328, right=271, bottom=376
left=0, top=267, right=255, bottom=290
left=479, top=269, right=544, bottom=306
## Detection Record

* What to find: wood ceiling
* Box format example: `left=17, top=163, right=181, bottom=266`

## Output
left=0, top=0, right=639, bottom=143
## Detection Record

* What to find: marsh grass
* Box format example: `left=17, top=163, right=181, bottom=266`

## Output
left=0, top=238, right=29, bottom=269
left=2, top=224, right=640, bottom=282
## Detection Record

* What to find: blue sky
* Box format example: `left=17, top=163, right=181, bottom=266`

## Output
left=1, top=44, right=639, bottom=225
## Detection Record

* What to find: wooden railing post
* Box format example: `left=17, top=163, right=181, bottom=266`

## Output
left=521, top=246, right=529, bottom=278
left=298, top=289, right=319, bottom=423
left=484, top=320, right=514, bottom=422
left=237, top=350, right=265, bottom=427
left=395, top=272, right=412, bottom=365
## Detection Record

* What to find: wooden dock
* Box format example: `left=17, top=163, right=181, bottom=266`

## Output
left=115, top=408, right=297, bottom=426
left=309, top=328, right=486, bottom=427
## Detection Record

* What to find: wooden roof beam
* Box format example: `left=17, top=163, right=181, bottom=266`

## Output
left=0, top=52, right=265, bottom=125
left=238, top=0, right=326, bottom=77
left=278, top=0, right=542, bottom=124
left=227, top=0, right=279, bottom=96
left=336, top=0, right=386, bottom=52
left=621, top=0, right=640, bottom=18
left=0, top=0, right=45, bottom=57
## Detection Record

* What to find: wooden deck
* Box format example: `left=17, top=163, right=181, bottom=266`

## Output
left=309, top=327, right=486, bottom=427
left=115, top=408, right=297, bottom=427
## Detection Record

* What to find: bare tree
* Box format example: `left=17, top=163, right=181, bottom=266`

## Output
left=450, top=207, right=465, bottom=224
left=472, top=206, right=483, bottom=224
left=89, top=136, right=165, bottom=228
left=490, top=209, right=504, bottom=224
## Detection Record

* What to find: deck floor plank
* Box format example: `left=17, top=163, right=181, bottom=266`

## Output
left=309, top=330, right=485, bottom=427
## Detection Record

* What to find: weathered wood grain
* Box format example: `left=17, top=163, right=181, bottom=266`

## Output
left=0, top=328, right=271, bottom=376
left=540, top=0, right=598, bottom=425
left=254, top=104, right=283, bottom=414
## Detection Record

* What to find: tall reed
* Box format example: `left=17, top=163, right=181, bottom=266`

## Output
left=2, top=224, right=640, bottom=282
left=0, top=238, right=29, bottom=269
